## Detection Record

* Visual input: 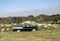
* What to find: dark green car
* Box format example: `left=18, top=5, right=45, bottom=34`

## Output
left=12, top=24, right=39, bottom=32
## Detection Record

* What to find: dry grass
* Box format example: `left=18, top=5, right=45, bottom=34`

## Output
left=0, top=28, right=60, bottom=41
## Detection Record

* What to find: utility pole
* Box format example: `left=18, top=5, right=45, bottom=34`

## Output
left=21, top=17, right=22, bottom=23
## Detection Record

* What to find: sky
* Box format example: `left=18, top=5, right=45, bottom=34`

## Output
left=0, top=0, right=60, bottom=17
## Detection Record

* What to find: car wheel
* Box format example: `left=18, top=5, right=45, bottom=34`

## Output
left=17, top=30, right=20, bottom=32
left=32, top=29, right=36, bottom=31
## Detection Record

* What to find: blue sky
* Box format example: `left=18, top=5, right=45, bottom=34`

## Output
left=0, top=0, right=60, bottom=17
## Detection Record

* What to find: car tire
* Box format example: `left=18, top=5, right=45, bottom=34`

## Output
left=32, top=29, right=36, bottom=31
left=17, top=30, right=20, bottom=32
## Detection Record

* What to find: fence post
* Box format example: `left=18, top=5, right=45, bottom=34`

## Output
left=1, top=28, right=4, bottom=33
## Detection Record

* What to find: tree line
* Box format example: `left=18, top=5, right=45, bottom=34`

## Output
left=0, top=14, right=60, bottom=24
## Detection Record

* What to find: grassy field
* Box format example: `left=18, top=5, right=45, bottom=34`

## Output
left=0, top=28, right=60, bottom=41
